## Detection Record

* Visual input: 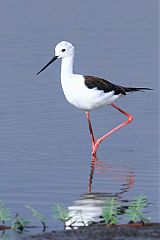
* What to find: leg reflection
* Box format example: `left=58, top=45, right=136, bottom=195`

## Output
left=88, top=155, right=135, bottom=194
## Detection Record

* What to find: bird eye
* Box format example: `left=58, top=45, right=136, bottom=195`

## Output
left=62, top=49, right=66, bottom=52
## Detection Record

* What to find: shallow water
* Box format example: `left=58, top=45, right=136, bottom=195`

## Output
left=0, top=0, right=158, bottom=239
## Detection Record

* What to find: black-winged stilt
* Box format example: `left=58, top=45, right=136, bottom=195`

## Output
left=37, top=41, right=152, bottom=156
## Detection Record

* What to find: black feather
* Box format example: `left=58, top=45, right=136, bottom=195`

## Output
left=84, top=76, right=153, bottom=95
left=122, top=87, right=153, bottom=93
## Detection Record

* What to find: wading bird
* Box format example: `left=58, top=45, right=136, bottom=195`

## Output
left=37, top=41, right=152, bottom=156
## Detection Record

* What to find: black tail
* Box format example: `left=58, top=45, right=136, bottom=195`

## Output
left=123, top=87, right=153, bottom=93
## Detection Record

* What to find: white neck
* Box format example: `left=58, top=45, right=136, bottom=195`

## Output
left=61, top=55, right=74, bottom=78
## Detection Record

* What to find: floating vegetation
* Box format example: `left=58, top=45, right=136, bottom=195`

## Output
left=102, top=195, right=151, bottom=226
left=11, top=213, right=30, bottom=232
left=51, top=203, right=71, bottom=227
left=0, top=201, right=12, bottom=224
left=0, top=195, right=151, bottom=235
left=26, top=205, right=47, bottom=231
left=125, top=195, right=150, bottom=224
left=102, top=197, right=121, bottom=225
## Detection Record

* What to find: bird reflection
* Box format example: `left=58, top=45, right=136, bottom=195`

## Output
left=66, top=154, right=135, bottom=229
left=88, top=154, right=135, bottom=193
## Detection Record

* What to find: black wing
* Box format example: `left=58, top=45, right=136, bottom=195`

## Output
left=84, top=76, right=127, bottom=95
left=84, top=75, right=152, bottom=95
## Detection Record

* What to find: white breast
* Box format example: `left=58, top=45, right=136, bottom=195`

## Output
left=61, top=74, right=120, bottom=111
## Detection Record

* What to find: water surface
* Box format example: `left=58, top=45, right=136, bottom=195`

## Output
left=0, top=0, right=158, bottom=238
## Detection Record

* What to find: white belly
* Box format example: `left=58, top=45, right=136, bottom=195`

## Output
left=61, top=74, right=120, bottom=111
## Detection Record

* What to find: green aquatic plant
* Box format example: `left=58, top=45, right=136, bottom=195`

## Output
left=51, top=203, right=70, bottom=224
left=125, top=195, right=150, bottom=224
left=26, top=205, right=47, bottom=231
left=0, top=195, right=152, bottom=235
left=102, top=197, right=121, bottom=225
left=11, top=213, right=30, bottom=232
left=0, top=201, right=12, bottom=224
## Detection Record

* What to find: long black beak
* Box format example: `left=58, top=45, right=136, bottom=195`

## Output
left=36, top=56, right=58, bottom=75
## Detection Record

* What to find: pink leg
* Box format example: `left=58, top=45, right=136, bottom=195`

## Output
left=92, top=103, right=134, bottom=155
left=86, top=112, right=95, bottom=151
